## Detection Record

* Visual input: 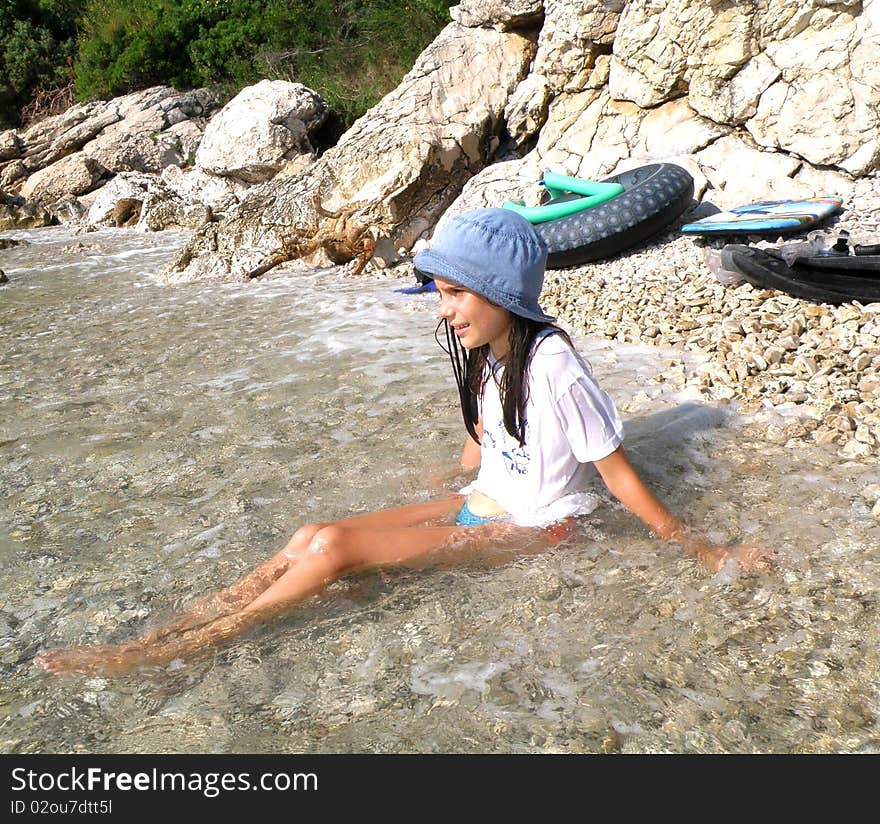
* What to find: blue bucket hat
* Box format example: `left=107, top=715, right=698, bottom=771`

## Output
left=413, top=208, right=555, bottom=323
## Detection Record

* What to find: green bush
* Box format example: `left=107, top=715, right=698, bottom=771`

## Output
left=0, top=1, right=454, bottom=130
left=0, top=0, right=85, bottom=126
left=73, top=0, right=455, bottom=129
left=293, top=1, right=456, bottom=127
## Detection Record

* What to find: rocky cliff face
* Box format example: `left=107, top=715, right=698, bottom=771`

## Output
left=0, top=87, right=219, bottom=230
left=447, top=0, right=877, bottom=220
left=164, top=20, right=536, bottom=282
left=163, top=0, right=877, bottom=281
left=2, top=1, right=877, bottom=277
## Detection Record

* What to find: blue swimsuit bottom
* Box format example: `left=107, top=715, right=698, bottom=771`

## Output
left=455, top=500, right=511, bottom=527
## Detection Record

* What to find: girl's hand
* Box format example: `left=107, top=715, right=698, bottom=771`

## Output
left=696, top=542, right=777, bottom=574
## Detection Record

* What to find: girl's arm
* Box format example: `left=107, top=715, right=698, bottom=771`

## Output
left=593, top=446, right=773, bottom=573
left=426, top=421, right=482, bottom=490
left=460, top=419, right=482, bottom=470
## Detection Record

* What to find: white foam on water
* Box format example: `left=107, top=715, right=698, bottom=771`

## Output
left=189, top=524, right=226, bottom=545
left=247, top=437, right=281, bottom=449
left=409, top=660, right=510, bottom=699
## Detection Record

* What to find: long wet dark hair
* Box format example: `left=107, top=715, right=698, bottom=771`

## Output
left=436, top=315, right=573, bottom=447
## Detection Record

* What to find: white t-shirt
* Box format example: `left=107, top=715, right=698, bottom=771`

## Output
left=461, top=331, right=624, bottom=527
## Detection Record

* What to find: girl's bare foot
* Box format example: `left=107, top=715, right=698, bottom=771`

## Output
left=35, top=608, right=269, bottom=677
left=34, top=643, right=150, bottom=676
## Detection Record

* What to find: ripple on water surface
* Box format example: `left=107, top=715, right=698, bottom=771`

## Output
left=1, top=227, right=879, bottom=753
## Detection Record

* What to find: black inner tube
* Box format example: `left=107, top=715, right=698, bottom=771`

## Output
left=536, top=163, right=695, bottom=269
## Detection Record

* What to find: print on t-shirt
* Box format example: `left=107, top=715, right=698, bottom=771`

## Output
left=501, top=445, right=530, bottom=475
left=485, top=415, right=530, bottom=476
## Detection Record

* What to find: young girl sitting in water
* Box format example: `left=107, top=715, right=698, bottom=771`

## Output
left=36, top=208, right=773, bottom=676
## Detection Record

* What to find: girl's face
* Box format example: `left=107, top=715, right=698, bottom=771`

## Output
left=434, top=277, right=513, bottom=358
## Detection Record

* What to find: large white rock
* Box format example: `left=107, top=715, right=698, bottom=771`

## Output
left=19, top=152, right=106, bottom=203
left=689, top=53, right=781, bottom=125
left=3, top=86, right=216, bottom=204
left=608, top=0, right=687, bottom=107
left=194, top=80, right=327, bottom=183
left=635, top=98, right=727, bottom=159
left=160, top=165, right=248, bottom=215
left=793, top=164, right=856, bottom=202
left=1, top=130, right=21, bottom=162
left=536, top=89, right=646, bottom=180
left=504, top=74, right=553, bottom=145
left=46, top=196, right=87, bottom=224
left=695, top=134, right=807, bottom=207
left=79, top=88, right=215, bottom=174
left=450, top=0, right=543, bottom=30
left=16, top=99, right=115, bottom=157
left=610, top=0, right=757, bottom=108
left=0, top=160, right=27, bottom=190
left=607, top=0, right=880, bottom=175
left=428, top=156, right=544, bottom=224
left=500, top=0, right=624, bottom=145
left=136, top=195, right=212, bottom=232
left=746, top=10, right=880, bottom=175
left=166, top=22, right=536, bottom=281
left=165, top=120, right=203, bottom=166
left=83, top=103, right=175, bottom=173
left=533, top=0, right=623, bottom=94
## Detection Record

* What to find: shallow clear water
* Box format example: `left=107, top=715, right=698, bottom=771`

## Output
left=1, top=227, right=879, bottom=753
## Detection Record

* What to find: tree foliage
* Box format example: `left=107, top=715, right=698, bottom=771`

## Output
left=73, top=0, right=455, bottom=129
left=1, top=1, right=453, bottom=129
left=0, top=0, right=85, bottom=126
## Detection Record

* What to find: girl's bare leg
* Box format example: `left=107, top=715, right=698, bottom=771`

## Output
left=34, top=496, right=465, bottom=674
left=34, top=509, right=548, bottom=676
left=140, top=496, right=466, bottom=641
left=134, top=522, right=325, bottom=643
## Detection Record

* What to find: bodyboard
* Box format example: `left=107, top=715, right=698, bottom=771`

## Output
left=681, top=198, right=843, bottom=235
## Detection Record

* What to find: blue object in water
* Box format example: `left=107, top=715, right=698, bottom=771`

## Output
left=394, top=280, right=437, bottom=294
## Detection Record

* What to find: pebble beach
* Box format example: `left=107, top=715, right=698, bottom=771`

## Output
left=531, top=178, right=880, bottom=473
